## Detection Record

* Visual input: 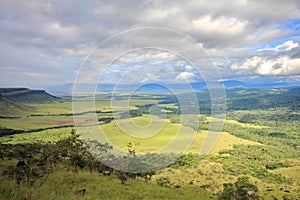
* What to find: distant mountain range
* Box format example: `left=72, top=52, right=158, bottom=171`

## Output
left=219, top=80, right=300, bottom=88
left=47, top=80, right=300, bottom=93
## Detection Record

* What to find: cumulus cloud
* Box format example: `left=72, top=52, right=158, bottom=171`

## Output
left=231, top=40, right=300, bottom=76
left=0, top=0, right=300, bottom=87
left=275, top=40, right=299, bottom=51
left=175, top=72, right=195, bottom=81
left=258, top=40, right=300, bottom=52
left=140, top=73, right=160, bottom=83
left=185, top=15, right=247, bottom=38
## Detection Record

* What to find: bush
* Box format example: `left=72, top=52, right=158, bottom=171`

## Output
left=170, top=153, right=200, bottom=168
left=265, top=162, right=288, bottom=170
left=156, top=176, right=171, bottom=187
left=219, top=176, right=258, bottom=200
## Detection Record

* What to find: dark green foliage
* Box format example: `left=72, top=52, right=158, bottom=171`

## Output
left=265, top=162, right=289, bottom=170
left=200, top=183, right=211, bottom=189
left=269, top=132, right=287, bottom=138
left=237, top=114, right=257, bottom=123
left=1, top=129, right=110, bottom=186
left=98, top=117, right=114, bottom=124
left=30, top=110, right=111, bottom=117
left=235, top=177, right=258, bottom=199
left=240, top=113, right=300, bottom=123
left=226, top=88, right=300, bottom=111
left=220, top=183, right=235, bottom=200
left=116, top=171, right=128, bottom=184
left=219, top=176, right=258, bottom=200
left=1, top=129, right=162, bottom=186
left=170, top=153, right=200, bottom=168
left=218, top=149, right=234, bottom=155
left=2, top=143, right=59, bottom=187
left=0, top=125, right=76, bottom=137
left=156, top=176, right=171, bottom=187
left=0, top=128, right=24, bottom=136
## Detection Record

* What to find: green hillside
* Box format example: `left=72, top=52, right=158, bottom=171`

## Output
left=0, top=88, right=60, bottom=103
left=0, top=96, right=32, bottom=117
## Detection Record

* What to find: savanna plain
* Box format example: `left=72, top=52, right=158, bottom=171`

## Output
left=0, top=87, right=299, bottom=200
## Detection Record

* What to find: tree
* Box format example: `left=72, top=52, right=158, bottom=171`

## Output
left=235, top=176, right=258, bottom=200
left=220, top=183, right=235, bottom=200
left=219, top=176, right=258, bottom=200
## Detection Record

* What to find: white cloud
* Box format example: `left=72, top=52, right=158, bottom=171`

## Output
left=140, top=73, right=159, bottom=83
left=275, top=40, right=299, bottom=51
left=185, top=15, right=247, bottom=36
left=185, top=65, right=194, bottom=71
left=175, top=72, right=195, bottom=81
left=231, top=56, right=262, bottom=70
left=257, top=40, right=300, bottom=52
left=231, top=39, right=300, bottom=76
left=231, top=56, right=300, bottom=76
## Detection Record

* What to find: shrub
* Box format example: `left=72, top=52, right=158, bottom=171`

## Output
left=156, top=176, right=171, bottom=187
left=219, top=176, right=258, bottom=200
left=170, top=153, right=200, bottom=168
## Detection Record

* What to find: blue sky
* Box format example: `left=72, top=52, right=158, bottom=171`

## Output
left=0, top=0, right=300, bottom=88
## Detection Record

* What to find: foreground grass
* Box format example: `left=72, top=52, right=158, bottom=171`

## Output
left=0, top=168, right=214, bottom=200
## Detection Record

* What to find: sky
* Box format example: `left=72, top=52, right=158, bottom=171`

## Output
left=1, top=0, right=300, bottom=88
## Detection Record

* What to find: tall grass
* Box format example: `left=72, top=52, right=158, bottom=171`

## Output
left=0, top=168, right=214, bottom=200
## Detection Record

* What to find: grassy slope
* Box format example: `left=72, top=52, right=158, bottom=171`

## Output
left=0, top=96, right=32, bottom=117
left=0, top=162, right=214, bottom=200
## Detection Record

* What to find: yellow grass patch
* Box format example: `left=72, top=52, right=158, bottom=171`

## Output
left=186, top=131, right=262, bottom=154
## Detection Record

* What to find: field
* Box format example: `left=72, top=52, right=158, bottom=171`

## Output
left=0, top=87, right=300, bottom=199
